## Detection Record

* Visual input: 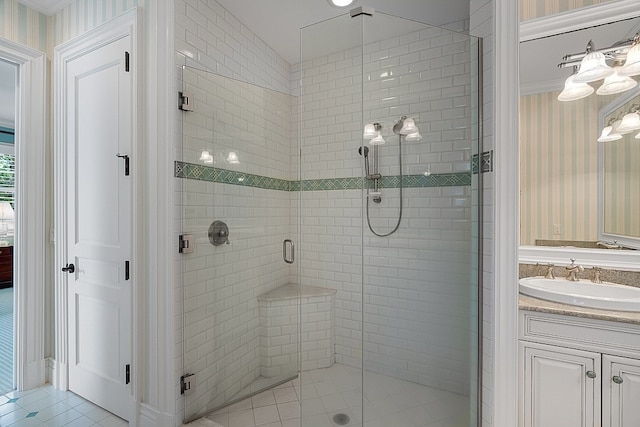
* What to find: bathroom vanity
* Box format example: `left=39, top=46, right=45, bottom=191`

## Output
left=518, top=295, right=640, bottom=427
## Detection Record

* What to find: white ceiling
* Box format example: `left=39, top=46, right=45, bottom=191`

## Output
left=215, top=0, right=470, bottom=64
left=520, top=17, right=640, bottom=95
left=21, top=0, right=470, bottom=65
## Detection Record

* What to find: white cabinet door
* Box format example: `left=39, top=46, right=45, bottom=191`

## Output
left=521, top=341, right=601, bottom=427
left=603, top=355, right=640, bottom=427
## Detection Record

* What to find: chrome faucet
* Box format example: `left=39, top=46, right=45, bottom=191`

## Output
left=565, top=258, right=584, bottom=281
left=536, top=263, right=555, bottom=279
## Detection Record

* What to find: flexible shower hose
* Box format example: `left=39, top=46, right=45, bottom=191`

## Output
left=366, top=135, right=403, bottom=237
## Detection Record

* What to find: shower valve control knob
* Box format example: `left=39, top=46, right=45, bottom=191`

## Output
left=208, top=220, right=230, bottom=246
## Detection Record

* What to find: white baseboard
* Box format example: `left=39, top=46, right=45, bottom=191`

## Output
left=138, top=403, right=176, bottom=427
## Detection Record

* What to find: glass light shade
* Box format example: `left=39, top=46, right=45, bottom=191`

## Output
left=404, top=131, right=422, bottom=142
left=199, top=150, right=213, bottom=164
left=363, top=123, right=377, bottom=139
left=618, top=43, right=640, bottom=77
left=557, top=75, right=594, bottom=101
left=226, top=151, right=240, bottom=164
left=596, top=67, right=637, bottom=95
left=399, top=118, right=418, bottom=135
left=597, top=125, right=622, bottom=142
left=573, top=51, right=615, bottom=83
left=615, top=112, right=640, bottom=133
left=369, top=131, right=385, bottom=145
left=610, top=119, right=624, bottom=135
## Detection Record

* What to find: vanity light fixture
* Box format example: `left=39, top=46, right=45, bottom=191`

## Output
left=596, top=62, right=638, bottom=96
left=369, top=130, right=386, bottom=145
left=363, top=123, right=377, bottom=139
left=226, top=151, right=240, bottom=164
left=363, top=122, right=385, bottom=145
left=618, top=35, right=640, bottom=77
left=615, top=104, right=640, bottom=134
left=200, top=150, right=214, bottom=164
left=399, top=117, right=418, bottom=135
left=558, top=66, right=594, bottom=101
left=404, top=131, right=422, bottom=142
left=573, top=41, right=614, bottom=83
left=597, top=118, right=623, bottom=142
left=558, top=33, right=640, bottom=101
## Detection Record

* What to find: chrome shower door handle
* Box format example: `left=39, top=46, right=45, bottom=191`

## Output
left=283, top=239, right=294, bottom=264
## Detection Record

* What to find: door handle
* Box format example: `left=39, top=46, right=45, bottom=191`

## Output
left=283, top=239, right=294, bottom=264
left=61, top=263, right=75, bottom=273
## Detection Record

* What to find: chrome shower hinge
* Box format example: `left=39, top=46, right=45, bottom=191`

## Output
left=181, top=373, right=195, bottom=394
left=178, top=91, right=193, bottom=111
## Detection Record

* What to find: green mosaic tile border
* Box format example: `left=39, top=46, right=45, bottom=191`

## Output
left=175, top=161, right=471, bottom=191
left=176, top=161, right=290, bottom=191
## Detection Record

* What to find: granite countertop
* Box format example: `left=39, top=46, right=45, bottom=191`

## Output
left=519, top=294, right=640, bottom=325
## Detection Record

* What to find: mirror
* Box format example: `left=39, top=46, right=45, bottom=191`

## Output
left=519, top=6, right=640, bottom=251
left=598, top=87, right=640, bottom=248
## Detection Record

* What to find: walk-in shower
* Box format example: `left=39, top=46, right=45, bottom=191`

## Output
left=178, top=7, right=481, bottom=426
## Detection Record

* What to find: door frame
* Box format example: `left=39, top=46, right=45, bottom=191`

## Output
left=0, top=37, right=47, bottom=391
left=53, top=8, right=142, bottom=420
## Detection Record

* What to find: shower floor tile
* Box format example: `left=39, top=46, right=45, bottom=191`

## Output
left=205, top=364, right=471, bottom=427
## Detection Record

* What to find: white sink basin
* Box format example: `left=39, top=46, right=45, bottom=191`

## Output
left=519, top=277, right=640, bottom=312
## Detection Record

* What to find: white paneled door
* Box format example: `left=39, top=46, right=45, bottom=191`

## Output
left=63, top=34, right=132, bottom=421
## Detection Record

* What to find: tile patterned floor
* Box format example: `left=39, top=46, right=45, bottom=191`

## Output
left=1, top=365, right=470, bottom=426
left=0, top=384, right=128, bottom=426
left=204, top=364, right=471, bottom=427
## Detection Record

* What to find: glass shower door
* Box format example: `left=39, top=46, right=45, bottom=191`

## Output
left=299, top=9, right=481, bottom=427
left=178, top=67, right=299, bottom=422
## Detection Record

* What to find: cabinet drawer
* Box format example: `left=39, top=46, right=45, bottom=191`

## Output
left=520, top=311, right=640, bottom=357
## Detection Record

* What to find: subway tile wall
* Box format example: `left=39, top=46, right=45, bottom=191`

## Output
left=298, top=21, right=476, bottom=394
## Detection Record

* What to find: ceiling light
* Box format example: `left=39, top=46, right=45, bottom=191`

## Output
left=557, top=74, right=593, bottom=102
left=596, top=64, right=637, bottom=96
left=329, top=0, right=354, bottom=7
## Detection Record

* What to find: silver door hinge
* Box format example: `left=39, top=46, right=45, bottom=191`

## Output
left=178, top=91, right=193, bottom=111
left=181, top=373, right=195, bottom=394
left=179, top=234, right=194, bottom=254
